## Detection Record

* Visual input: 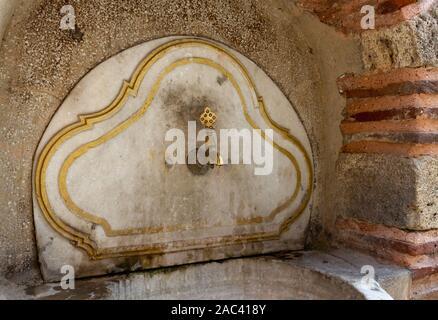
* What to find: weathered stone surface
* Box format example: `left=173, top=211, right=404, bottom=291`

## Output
left=411, top=4, right=438, bottom=66
left=333, top=2, right=438, bottom=286
left=336, top=153, right=438, bottom=230
left=361, top=22, right=423, bottom=71
left=361, top=3, right=438, bottom=71
left=412, top=271, right=438, bottom=298
left=0, top=0, right=16, bottom=43
left=0, top=0, right=363, bottom=284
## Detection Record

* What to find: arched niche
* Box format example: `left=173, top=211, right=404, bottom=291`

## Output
left=33, top=36, right=313, bottom=281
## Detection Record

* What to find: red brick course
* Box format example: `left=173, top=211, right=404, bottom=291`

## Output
left=336, top=217, right=438, bottom=278
left=338, top=68, right=438, bottom=155
left=298, top=0, right=435, bottom=33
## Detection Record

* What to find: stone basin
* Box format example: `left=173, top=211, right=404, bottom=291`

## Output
left=23, top=250, right=409, bottom=300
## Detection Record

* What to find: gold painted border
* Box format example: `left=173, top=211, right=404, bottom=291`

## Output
left=35, top=38, right=313, bottom=259
left=59, top=58, right=299, bottom=235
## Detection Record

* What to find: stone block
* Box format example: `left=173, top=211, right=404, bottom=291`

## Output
left=337, top=153, right=438, bottom=230
left=361, top=3, right=438, bottom=70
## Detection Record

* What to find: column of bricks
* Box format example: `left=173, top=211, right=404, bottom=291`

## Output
left=335, top=14, right=437, bottom=300
left=339, top=67, right=438, bottom=157
left=300, top=0, right=438, bottom=298
left=335, top=67, right=438, bottom=297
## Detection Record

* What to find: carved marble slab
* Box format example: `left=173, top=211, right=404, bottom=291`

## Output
left=33, top=37, right=313, bottom=281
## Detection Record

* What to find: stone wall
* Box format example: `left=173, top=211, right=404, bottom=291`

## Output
left=0, top=0, right=362, bottom=286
